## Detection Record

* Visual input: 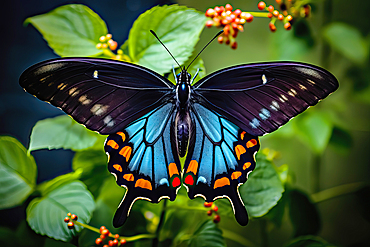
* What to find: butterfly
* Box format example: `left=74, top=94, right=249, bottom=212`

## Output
left=19, top=45, right=338, bottom=227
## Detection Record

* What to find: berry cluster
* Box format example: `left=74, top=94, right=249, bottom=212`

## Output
left=64, top=212, right=78, bottom=229
left=95, top=226, right=126, bottom=246
left=96, top=34, right=118, bottom=51
left=258, top=1, right=293, bottom=32
left=204, top=202, right=220, bottom=223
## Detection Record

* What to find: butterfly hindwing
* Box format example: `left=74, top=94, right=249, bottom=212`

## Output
left=105, top=103, right=181, bottom=227
left=19, top=58, right=174, bottom=135
left=183, top=103, right=260, bottom=225
left=192, top=62, right=339, bottom=136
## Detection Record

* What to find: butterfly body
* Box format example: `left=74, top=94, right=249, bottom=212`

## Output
left=19, top=57, right=338, bottom=227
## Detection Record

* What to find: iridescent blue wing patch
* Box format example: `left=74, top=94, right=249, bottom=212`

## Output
left=183, top=103, right=260, bottom=225
left=105, top=103, right=181, bottom=227
left=192, top=62, right=339, bottom=136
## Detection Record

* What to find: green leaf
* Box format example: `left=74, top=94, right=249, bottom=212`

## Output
left=36, top=170, right=83, bottom=196
left=187, top=221, right=226, bottom=247
left=25, top=4, right=107, bottom=57
left=26, top=181, right=95, bottom=241
left=128, top=5, right=207, bottom=74
left=328, top=126, right=353, bottom=154
left=29, top=115, right=100, bottom=152
left=293, top=111, right=333, bottom=154
left=240, top=153, right=285, bottom=217
left=288, top=189, right=321, bottom=237
left=323, top=22, right=369, bottom=64
left=167, top=53, right=206, bottom=85
left=285, top=235, right=337, bottom=247
left=263, top=190, right=288, bottom=227
left=0, top=136, right=37, bottom=209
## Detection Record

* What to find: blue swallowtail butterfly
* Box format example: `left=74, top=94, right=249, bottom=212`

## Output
left=19, top=32, right=338, bottom=227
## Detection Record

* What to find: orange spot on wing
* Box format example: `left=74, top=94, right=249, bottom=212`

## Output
left=107, top=140, right=119, bottom=149
left=113, top=164, right=122, bottom=172
left=214, top=177, right=230, bottom=189
left=116, top=132, right=126, bottom=142
left=119, top=146, right=132, bottom=162
left=168, top=163, right=179, bottom=177
left=135, top=179, right=152, bottom=190
left=186, top=160, right=198, bottom=175
left=243, top=162, right=251, bottom=170
left=240, top=131, right=246, bottom=140
left=123, top=173, right=134, bottom=181
left=231, top=171, right=242, bottom=180
left=246, top=139, right=258, bottom=148
left=235, top=145, right=246, bottom=160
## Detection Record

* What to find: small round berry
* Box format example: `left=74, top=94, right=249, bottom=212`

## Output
left=103, top=245, right=109, bottom=247
left=114, top=234, right=120, bottom=239
left=232, top=29, right=238, bottom=38
left=205, top=8, right=216, bottom=17
left=223, top=25, right=230, bottom=35
left=99, top=36, right=106, bottom=42
left=267, top=13, right=273, bottom=18
left=269, top=23, right=277, bottom=32
left=284, top=22, right=292, bottom=30
left=239, top=18, right=246, bottom=24
left=286, top=15, right=293, bottom=21
left=231, top=41, right=238, bottom=49
left=267, top=5, right=274, bottom=12
left=102, top=43, right=108, bottom=49
left=67, top=212, right=72, bottom=217
left=64, top=217, right=70, bottom=223
left=237, top=25, right=244, bottom=31
left=244, top=13, right=253, bottom=23
left=219, top=6, right=225, bottom=12
left=225, top=4, right=233, bottom=11
left=95, top=238, right=103, bottom=245
left=272, top=10, right=279, bottom=17
left=71, top=214, right=78, bottom=221
left=213, top=215, right=221, bottom=223
left=214, top=6, right=221, bottom=14
left=101, top=229, right=110, bottom=236
left=205, top=20, right=213, bottom=28
left=207, top=210, right=213, bottom=216
left=100, top=226, right=106, bottom=233
left=106, top=34, right=112, bottom=39
left=213, top=205, right=219, bottom=212
left=109, top=41, right=118, bottom=50
left=108, top=240, right=114, bottom=246
left=225, top=38, right=230, bottom=45
left=231, top=23, right=238, bottom=30
left=120, top=239, right=127, bottom=245
left=234, top=9, right=242, bottom=17
left=112, top=239, right=119, bottom=245
left=204, top=202, right=213, bottom=207
left=100, top=234, right=106, bottom=240
left=67, top=221, right=74, bottom=229
left=275, top=0, right=282, bottom=4
left=278, top=14, right=284, bottom=21
left=258, top=1, right=266, bottom=10
left=217, top=36, right=223, bottom=44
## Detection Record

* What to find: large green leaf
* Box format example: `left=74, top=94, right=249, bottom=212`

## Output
left=187, top=221, right=226, bottom=247
left=128, top=5, right=207, bottom=74
left=0, top=136, right=37, bottom=209
left=240, top=154, right=285, bottom=217
left=25, top=4, right=107, bottom=57
left=167, top=53, right=206, bottom=85
left=36, top=170, right=83, bottom=196
left=323, top=22, right=369, bottom=64
left=26, top=181, right=95, bottom=241
left=29, top=115, right=100, bottom=152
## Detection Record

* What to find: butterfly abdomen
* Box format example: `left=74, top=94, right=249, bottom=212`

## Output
left=175, top=109, right=192, bottom=158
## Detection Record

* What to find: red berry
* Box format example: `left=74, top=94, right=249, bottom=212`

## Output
left=225, top=38, right=230, bottom=45
left=64, top=217, right=70, bottom=223
left=100, top=226, right=106, bottom=233
left=67, top=221, right=74, bottom=229
left=223, top=25, right=230, bottom=35
left=269, top=23, right=277, bottom=32
left=214, top=6, right=221, bottom=13
left=267, top=5, right=274, bottom=12
left=231, top=41, right=238, bottom=49
left=114, top=234, right=120, bottom=239
left=101, top=229, right=110, bottom=236
left=205, top=20, right=213, bottom=27
left=207, top=210, right=213, bottom=216
left=100, top=234, right=106, bottom=240
left=71, top=214, right=78, bottom=221
left=272, top=10, right=279, bottom=17
left=234, top=9, right=242, bottom=17
left=205, top=8, right=216, bottom=17
left=204, top=202, right=213, bottom=207
left=232, top=29, right=238, bottom=38
left=213, top=205, right=219, bottom=212
left=267, top=13, right=273, bottom=18
left=96, top=238, right=103, bottom=245
left=113, top=239, right=119, bottom=245
left=217, top=36, right=223, bottom=44
left=213, top=215, right=221, bottom=223
left=225, top=4, right=233, bottom=11
left=219, top=6, right=225, bottom=12
left=278, top=14, right=284, bottom=21
left=245, top=13, right=253, bottom=22
left=120, top=239, right=127, bottom=245
left=103, top=245, right=109, bottom=247
left=108, top=240, right=114, bottom=246
left=67, top=212, right=72, bottom=217
left=284, top=22, right=292, bottom=30
left=258, top=1, right=266, bottom=10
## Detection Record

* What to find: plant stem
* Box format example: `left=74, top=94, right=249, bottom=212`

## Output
left=152, top=199, right=167, bottom=247
left=247, top=12, right=270, bottom=17
left=311, top=182, right=367, bottom=203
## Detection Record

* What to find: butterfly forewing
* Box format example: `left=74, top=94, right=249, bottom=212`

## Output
left=19, top=58, right=174, bottom=134
left=192, top=62, right=339, bottom=136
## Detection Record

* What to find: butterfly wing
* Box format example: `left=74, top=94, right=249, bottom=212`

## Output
left=105, top=103, right=182, bottom=227
left=19, top=58, right=174, bottom=134
left=183, top=103, right=259, bottom=225
left=192, top=62, right=339, bottom=136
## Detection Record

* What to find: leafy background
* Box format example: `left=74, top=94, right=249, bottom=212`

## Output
left=1, top=0, right=370, bottom=246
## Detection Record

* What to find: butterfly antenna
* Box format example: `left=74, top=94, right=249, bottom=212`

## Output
left=150, top=30, right=183, bottom=71
left=186, top=30, right=224, bottom=71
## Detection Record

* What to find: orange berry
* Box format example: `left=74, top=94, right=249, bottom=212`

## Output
left=120, top=239, right=127, bottom=245
left=207, top=210, right=213, bottom=216
left=108, top=240, right=114, bottom=246
left=205, top=20, right=214, bottom=27
left=64, top=217, right=70, bottom=223
left=205, top=8, right=216, bottom=17
left=71, top=214, right=78, bottom=221
left=225, top=38, right=230, bottom=45
left=269, top=23, right=277, bottom=32
left=234, top=9, right=242, bottom=17
left=276, top=0, right=282, bottom=4
left=204, top=202, right=213, bottom=207
left=67, top=221, right=74, bottom=229
left=223, top=25, right=230, bottom=35
left=239, top=18, right=246, bottom=24
left=273, top=10, right=279, bottom=17
left=100, top=234, right=106, bottom=240
left=286, top=15, right=293, bottom=21
left=213, top=205, right=219, bottom=212
left=267, top=13, right=273, bottom=18
left=217, top=36, right=223, bottom=44
left=67, top=213, right=72, bottom=217
left=106, top=34, right=112, bottom=39
left=225, top=4, right=233, bottom=11
left=229, top=14, right=236, bottom=21
left=96, top=238, right=103, bottom=245
left=237, top=25, right=244, bottom=31
left=113, top=239, right=119, bottom=245
left=100, top=226, right=106, bottom=233
left=213, top=214, right=221, bottom=223
left=267, top=5, right=274, bottom=12
left=103, top=245, right=109, bottom=247
left=278, top=14, right=284, bottom=21
left=219, top=6, right=225, bottom=13
left=231, top=22, right=238, bottom=29
left=284, top=22, right=292, bottom=30
left=114, top=234, right=120, bottom=239
left=214, top=6, right=221, bottom=13
left=258, top=1, right=266, bottom=10
left=101, top=229, right=110, bottom=236
left=245, top=13, right=253, bottom=22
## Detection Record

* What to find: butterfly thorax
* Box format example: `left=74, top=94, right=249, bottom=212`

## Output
left=175, top=70, right=192, bottom=158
